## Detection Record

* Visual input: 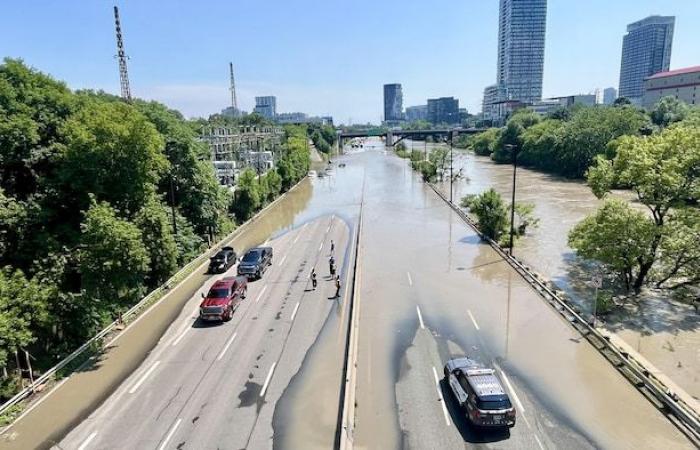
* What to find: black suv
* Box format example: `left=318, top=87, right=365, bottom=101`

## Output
left=208, top=246, right=237, bottom=274
left=444, top=357, right=516, bottom=428
left=237, top=247, right=273, bottom=279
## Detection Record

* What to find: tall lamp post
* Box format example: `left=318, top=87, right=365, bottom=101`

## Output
left=449, top=130, right=454, bottom=203
left=169, top=172, right=178, bottom=237
left=505, top=144, right=518, bottom=255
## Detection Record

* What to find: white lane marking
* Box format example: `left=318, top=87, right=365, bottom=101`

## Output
left=534, top=434, right=545, bottom=450
left=416, top=306, right=425, bottom=329
left=278, top=254, right=287, bottom=267
left=293, top=233, right=301, bottom=244
left=498, top=369, right=525, bottom=413
left=291, top=302, right=300, bottom=321
left=255, top=285, right=268, bottom=303
left=128, top=361, right=161, bottom=394
left=467, top=310, right=480, bottom=330
left=432, top=367, right=451, bottom=426
left=171, top=327, right=190, bottom=346
left=77, top=432, right=98, bottom=450
left=406, top=271, right=413, bottom=286
left=318, top=242, right=324, bottom=252
left=326, top=225, right=331, bottom=233
left=216, top=332, right=238, bottom=361
left=260, top=362, right=277, bottom=397
left=157, top=418, right=182, bottom=450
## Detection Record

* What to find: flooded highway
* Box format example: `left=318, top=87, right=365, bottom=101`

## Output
left=4, top=139, right=693, bottom=450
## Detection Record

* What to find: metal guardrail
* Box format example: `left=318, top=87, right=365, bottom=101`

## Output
left=0, top=179, right=305, bottom=421
left=428, top=183, right=700, bottom=443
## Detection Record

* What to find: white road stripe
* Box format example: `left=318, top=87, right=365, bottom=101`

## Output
left=77, top=432, right=97, bottom=450
left=293, top=233, right=301, bottom=244
left=432, top=367, right=451, bottom=426
left=216, top=332, right=238, bottom=361
left=157, top=418, right=182, bottom=450
left=467, top=310, right=480, bottom=330
left=128, top=361, right=161, bottom=394
left=498, top=369, right=525, bottom=413
left=171, top=327, right=189, bottom=346
left=291, top=302, right=300, bottom=321
left=534, top=434, right=545, bottom=450
left=255, top=285, right=268, bottom=303
left=406, top=271, right=413, bottom=286
left=260, top=362, right=277, bottom=397
left=319, top=242, right=324, bottom=252
left=416, top=306, right=425, bottom=329
left=278, top=254, right=287, bottom=266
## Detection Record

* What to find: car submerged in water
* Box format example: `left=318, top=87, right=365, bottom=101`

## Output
left=444, top=357, right=516, bottom=429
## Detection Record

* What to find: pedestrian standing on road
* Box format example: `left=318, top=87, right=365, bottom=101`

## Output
left=330, top=240, right=335, bottom=253
left=311, top=268, right=317, bottom=290
left=329, top=256, right=336, bottom=277
left=335, top=275, right=341, bottom=298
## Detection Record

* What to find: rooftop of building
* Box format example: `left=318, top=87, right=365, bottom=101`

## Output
left=647, top=66, right=700, bottom=80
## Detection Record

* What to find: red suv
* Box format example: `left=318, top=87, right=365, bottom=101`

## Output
left=199, top=276, right=248, bottom=322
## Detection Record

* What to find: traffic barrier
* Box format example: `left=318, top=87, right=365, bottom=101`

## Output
left=427, top=182, right=700, bottom=444
left=0, top=178, right=307, bottom=426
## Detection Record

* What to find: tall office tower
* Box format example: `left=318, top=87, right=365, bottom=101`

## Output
left=618, top=15, right=675, bottom=103
left=603, top=87, right=618, bottom=105
left=254, top=96, right=277, bottom=119
left=496, top=0, right=548, bottom=103
left=383, top=83, right=403, bottom=122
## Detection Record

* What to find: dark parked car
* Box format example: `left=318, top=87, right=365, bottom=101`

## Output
left=199, top=276, right=247, bottom=322
left=237, top=247, right=273, bottom=279
left=444, top=357, right=516, bottom=428
left=208, top=246, right=237, bottom=274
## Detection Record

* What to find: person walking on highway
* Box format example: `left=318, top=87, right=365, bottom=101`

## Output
left=311, top=268, right=317, bottom=290
left=330, top=240, right=335, bottom=254
left=329, top=256, right=336, bottom=277
left=334, top=275, right=341, bottom=298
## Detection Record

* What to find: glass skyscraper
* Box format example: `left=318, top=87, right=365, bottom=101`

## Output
left=618, top=16, right=675, bottom=103
left=383, top=84, right=403, bottom=122
left=496, top=0, right=547, bottom=104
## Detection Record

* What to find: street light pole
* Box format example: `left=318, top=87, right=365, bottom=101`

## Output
left=169, top=173, right=178, bottom=236
left=506, top=144, right=517, bottom=255
left=449, top=131, right=454, bottom=203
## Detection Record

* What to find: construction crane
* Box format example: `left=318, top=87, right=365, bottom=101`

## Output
left=229, top=62, right=238, bottom=114
left=113, top=6, right=132, bottom=101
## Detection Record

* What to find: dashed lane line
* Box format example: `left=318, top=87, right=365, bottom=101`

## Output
left=254, top=285, right=268, bottom=303
left=498, top=368, right=525, bottom=413
left=278, top=254, right=288, bottom=267
left=416, top=306, right=425, bottom=329
left=319, top=242, right=324, bottom=252
left=291, top=302, right=300, bottom=321
left=157, top=418, right=182, bottom=450
left=467, top=310, right=480, bottom=330
left=407, top=271, right=413, bottom=286
left=128, top=361, right=161, bottom=394
left=171, top=327, right=190, bottom=346
left=534, top=434, right=545, bottom=450
left=77, top=432, right=97, bottom=450
left=216, top=332, right=238, bottom=361
left=432, top=367, right=451, bottom=427
left=260, top=362, right=277, bottom=397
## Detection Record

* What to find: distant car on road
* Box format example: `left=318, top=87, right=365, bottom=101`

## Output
left=237, top=247, right=273, bottom=279
left=444, top=357, right=516, bottom=428
left=199, top=276, right=247, bottom=322
left=208, top=246, right=237, bottom=274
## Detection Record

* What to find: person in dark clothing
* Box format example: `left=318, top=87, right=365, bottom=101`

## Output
left=329, top=256, right=336, bottom=277
left=330, top=240, right=335, bottom=253
left=334, top=275, right=341, bottom=298
left=311, top=268, right=317, bottom=290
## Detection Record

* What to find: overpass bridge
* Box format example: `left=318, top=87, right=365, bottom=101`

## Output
left=339, top=127, right=488, bottom=147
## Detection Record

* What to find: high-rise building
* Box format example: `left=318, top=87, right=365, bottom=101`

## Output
left=427, top=97, right=459, bottom=124
left=405, top=105, right=428, bottom=122
left=383, top=84, right=403, bottom=122
left=496, top=0, right=547, bottom=104
left=254, top=96, right=277, bottom=119
left=603, top=87, right=618, bottom=105
left=618, top=16, right=675, bottom=104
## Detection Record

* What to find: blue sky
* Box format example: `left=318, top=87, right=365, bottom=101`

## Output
left=1, top=0, right=698, bottom=124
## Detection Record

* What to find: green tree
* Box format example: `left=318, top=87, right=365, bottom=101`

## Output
left=491, top=111, right=541, bottom=163
left=264, top=170, right=282, bottom=202
left=135, top=197, right=178, bottom=286
left=519, top=119, right=563, bottom=169
left=461, top=189, right=509, bottom=241
left=79, top=201, right=150, bottom=314
left=470, top=128, right=500, bottom=156
left=569, top=199, right=656, bottom=292
left=650, top=96, right=690, bottom=128
left=232, top=169, right=261, bottom=221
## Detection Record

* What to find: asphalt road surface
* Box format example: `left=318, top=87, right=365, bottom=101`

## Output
left=59, top=215, right=351, bottom=450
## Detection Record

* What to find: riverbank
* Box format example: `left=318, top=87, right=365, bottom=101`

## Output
left=405, top=141, right=699, bottom=402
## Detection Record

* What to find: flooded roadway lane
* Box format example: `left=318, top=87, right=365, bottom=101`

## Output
left=351, top=140, right=691, bottom=449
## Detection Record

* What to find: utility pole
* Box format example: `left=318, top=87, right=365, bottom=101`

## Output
left=449, top=131, right=454, bottom=203
left=113, top=6, right=132, bottom=101
left=506, top=144, right=517, bottom=255
left=229, top=62, right=238, bottom=114
left=169, top=174, right=178, bottom=236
